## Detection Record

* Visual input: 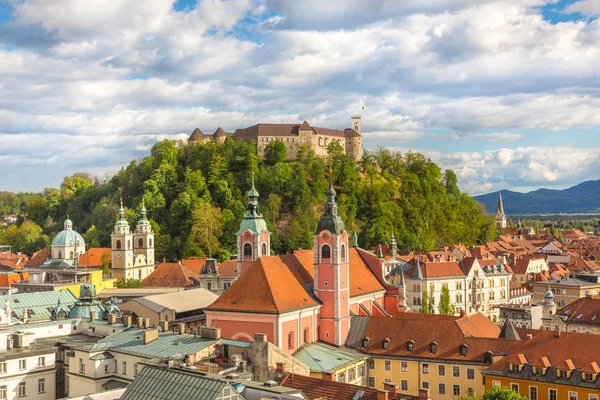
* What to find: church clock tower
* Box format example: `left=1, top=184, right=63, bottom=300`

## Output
left=133, top=201, right=155, bottom=280
left=313, top=176, right=350, bottom=346
left=236, top=174, right=270, bottom=276
left=111, top=199, right=134, bottom=280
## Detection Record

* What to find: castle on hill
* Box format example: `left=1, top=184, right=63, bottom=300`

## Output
left=187, top=115, right=363, bottom=161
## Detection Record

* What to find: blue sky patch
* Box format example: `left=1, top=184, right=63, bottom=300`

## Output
left=173, top=0, right=197, bottom=12
left=540, top=0, right=586, bottom=24
left=0, top=1, right=14, bottom=25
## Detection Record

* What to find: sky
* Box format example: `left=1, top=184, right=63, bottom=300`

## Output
left=0, top=0, right=599, bottom=195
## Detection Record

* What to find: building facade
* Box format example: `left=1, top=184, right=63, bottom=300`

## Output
left=188, top=116, right=363, bottom=161
left=111, top=201, right=155, bottom=281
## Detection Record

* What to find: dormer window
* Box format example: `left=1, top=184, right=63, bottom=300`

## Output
left=362, top=337, right=371, bottom=348
left=430, top=341, right=439, bottom=354
left=558, top=369, right=570, bottom=379
left=383, top=337, right=392, bottom=350
left=407, top=339, right=416, bottom=352
left=533, top=367, right=545, bottom=376
left=484, top=351, right=494, bottom=364
left=460, top=343, right=469, bottom=356
left=509, top=363, right=523, bottom=373
left=584, top=373, right=596, bottom=382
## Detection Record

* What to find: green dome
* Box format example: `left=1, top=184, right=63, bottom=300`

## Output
left=52, top=227, right=85, bottom=247
left=68, top=302, right=105, bottom=320
left=237, top=218, right=268, bottom=235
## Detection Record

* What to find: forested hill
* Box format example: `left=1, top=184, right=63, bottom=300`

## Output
left=474, top=180, right=600, bottom=215
left=0, top=140, right=496, bottom=260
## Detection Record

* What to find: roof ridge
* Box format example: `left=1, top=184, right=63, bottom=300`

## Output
left=255, top=257, right=281, bottom=312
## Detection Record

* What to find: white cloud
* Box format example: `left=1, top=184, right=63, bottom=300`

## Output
left=471, top=132, right=523, bottom=142
left=0, top=0, right=599, bottom=192
left=566, top=0, right=600, bottom=16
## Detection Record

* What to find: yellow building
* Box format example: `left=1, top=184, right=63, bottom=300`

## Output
left=346, top=314, right=524, bottom=399
left=14, top=267, right=116, bottom=296
left=293, top=342, right=369, bottom=386
left=483, top=330, right=600, bottom=400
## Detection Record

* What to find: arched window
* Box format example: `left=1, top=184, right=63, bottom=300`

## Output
left=127, top=240, right=131, bottom=249
left=262, top=243, right=267, bottom=256
left=116, top=240, right=121, bottom=250
left=58, top=251, right=62, bottom=259
left=244, top=243, right=252, bottom=257
left=70, top=251, right=74, bottom=259
left=321, top=244, right=331, bottom=260
left=138, top=239, right=143, bottom=248
left=149, top=238, right=152, bottom=247
left=340, top=244, right=346, bottom=261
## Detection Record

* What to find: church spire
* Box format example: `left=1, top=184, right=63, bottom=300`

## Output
left=315, top=172, right=345, bottom=234
left=496, top=192, right=505, bottom=217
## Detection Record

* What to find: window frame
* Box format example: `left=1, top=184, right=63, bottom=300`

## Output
left=38, top=378, right=45, bottom=394
left=384, top=360, right=392, bottom=371
left=529, top=386, right=538, bottom=400
left=467, top=367, right=475, bottom=380
left=452, top=366, right=460, bottom=377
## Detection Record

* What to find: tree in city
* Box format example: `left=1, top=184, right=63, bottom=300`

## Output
left=439, top=285, right=456, bottom=315
left=420, top=289, right=430, bottom=314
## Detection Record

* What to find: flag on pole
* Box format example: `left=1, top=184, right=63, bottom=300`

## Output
left=360, top=99, right=365, bottom=110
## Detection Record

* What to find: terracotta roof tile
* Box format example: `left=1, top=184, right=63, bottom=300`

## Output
left=280, top=373, right=417, bottom=400
left=78, top=248, right=111, bottom=268
left=556, top=295, right=600, bottom=325
left=24, top=248, right=51, bottom=267
left=141, top=262, right=199, bottom=288
left=217, top=260, right=237, bottom=277
left=355, top=315, right=521, bottom=362
left=487, top=330, right=600, bottom=372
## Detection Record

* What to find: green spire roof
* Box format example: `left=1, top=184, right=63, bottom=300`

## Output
left=115, top=197, right=129, bottom=227
left=137, top=200, right=150, bottom=226
left=236, top=174, right=268, bottom=235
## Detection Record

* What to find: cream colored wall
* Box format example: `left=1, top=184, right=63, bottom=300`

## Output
left=369, top=357, right=486, bottom=399
left=0, top=352, right=56, bottom=400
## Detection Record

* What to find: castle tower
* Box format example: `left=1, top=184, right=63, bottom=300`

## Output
left=111, top=199, right=134, bottom=280
left=313, top=176, right=350, bottom=346
left=351, top=115, right=361, bottom=134
left=496, top=192, right=507, bottom=229
left=542, top=288, right=557, bottom=319
left=236, top=174, right=270, bottom=276
left=133, top=201, right=155, bottom=280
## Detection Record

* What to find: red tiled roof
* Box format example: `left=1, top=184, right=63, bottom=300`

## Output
left=280, top=373, right=418, bottom=400
left=0, top=259, right=18, bottom=270
left=78, top=248, right=111, bottom=268
left=406, top=260, right=465, bottom=278
left=205, top=248, right=385, bottom=314
left=24, top=248, right=51, bottom=267
left=141, top=262, right=199, bottom=288
left=0, top=272, right=26, bottom=287
left=205, top=256, right=319, bottom=313
left=181, top=258, right=206, bottom=275
left=358, top=315, right=520, bottom=362
left=556, top=295, right=600, bottom=325
left=218, top=260, right=237, bottom=277
left=487, top=330, right=600, bottom=372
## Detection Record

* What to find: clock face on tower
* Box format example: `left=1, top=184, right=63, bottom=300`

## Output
left=322, top=233, right=330, bottom=240
left=244, top=232, right=251, bottom=239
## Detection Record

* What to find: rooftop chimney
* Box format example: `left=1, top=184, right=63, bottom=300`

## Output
left=89, top=310, right=97, bottom=321
left=384, top=382, right=399, bottom=396
left=121, top=315, right=132, bottom=327
left=159, top=320, right=169, bottom=332
left=322, top=372, right=334, bottom=383
left=254, top=333, right=267, bottom=342
left=377, top=389, right=389, bottom=400
left=419, top=389, right=432, bottom=400
left=107, top=313, right=117, bottom=325
left=143, top=329, right=158, bottom=344
left=142, top=318, right=150, bottom=329
left=200, top=326, right=221, bottom=339
left=175, top=323, right=186, bottom=335
left=137, top=317, right=144, bottom=328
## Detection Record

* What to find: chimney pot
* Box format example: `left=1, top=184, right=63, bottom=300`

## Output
left=377, top=389, right=389, bottom=400
left=159, top=320, right=169, bottom=332
left=322, top=372, right=334, bottom=383
left=107, top=313, right=117, bottom=324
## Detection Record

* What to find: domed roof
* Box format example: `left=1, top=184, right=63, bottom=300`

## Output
left=52, top=218, right=85, bottom=247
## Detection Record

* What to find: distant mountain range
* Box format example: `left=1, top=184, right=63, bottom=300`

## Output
left=473, top=180, right=600, bottom=215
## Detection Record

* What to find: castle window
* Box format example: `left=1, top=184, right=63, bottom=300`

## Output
left=321, top=244, right=331, bottom=260
left=138, top=239, right=143, bottom=248
left=244, top=243, right=252, bottom=257
left=262, top=243, right=267, bottom=256
left=127, top=240, right=131, bottom=249
left=149, top=239, right=152, bottom=247
left=340, top=244, right=346, bottom=261
left=116, top=240, right=121, bottom=250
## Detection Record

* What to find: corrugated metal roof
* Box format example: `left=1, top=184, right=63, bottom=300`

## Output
left=81, top=327, right=217, bottom=359
left=102, top=379, right=129, bottom=390
left=0, top=289, right=78, bottom=323
left=120, top=365, right=241, bottom=400
left=345, top=316, right=370, bottom=349
left=221, top=339, right=251, bottom=349
left=294, top=343, right=367, bottom=372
